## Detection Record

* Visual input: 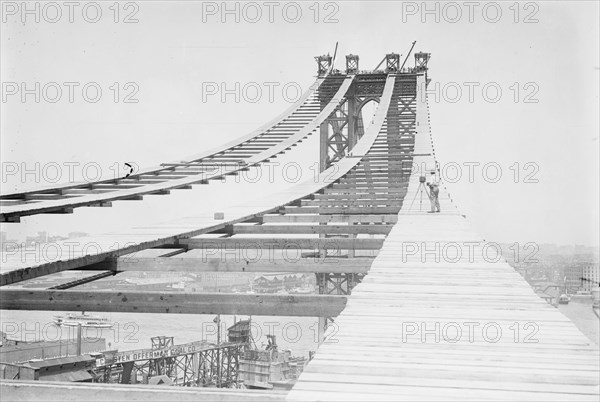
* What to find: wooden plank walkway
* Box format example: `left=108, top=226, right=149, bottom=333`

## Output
left=287, top=76, right=600, bottom=401
left=0, top=76, right=352, bottom=221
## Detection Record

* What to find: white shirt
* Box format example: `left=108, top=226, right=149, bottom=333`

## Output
left=427, top=173, right=440, bottom=186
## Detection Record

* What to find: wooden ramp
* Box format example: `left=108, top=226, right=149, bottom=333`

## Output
left=287, top=77, right=600, bottom=401
left=0, top=76, right=351, bottom=222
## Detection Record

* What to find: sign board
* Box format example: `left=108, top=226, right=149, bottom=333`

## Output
left=99, top=341, right=213, bottom=366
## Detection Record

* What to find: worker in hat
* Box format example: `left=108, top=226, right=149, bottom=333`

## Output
left=426, top=171, right=441, bottom=213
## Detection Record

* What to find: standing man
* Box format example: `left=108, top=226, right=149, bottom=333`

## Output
left=426, top=171, right=441, bottom=213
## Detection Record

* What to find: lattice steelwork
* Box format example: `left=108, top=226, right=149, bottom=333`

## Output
left=319, top=74, right=387, bottom=170
left=316, top=273, right=365, bottom=296
left=96, top=343, right=245, bottom=387
left=315, top=54, right=332, bottom=76
left=386, top=53, right=400, bottom=72
left=346, top=54, right=359, bottom=74
left=414, top=51, right=431, bottom=72
left=197, top=345, right=244, bottom=387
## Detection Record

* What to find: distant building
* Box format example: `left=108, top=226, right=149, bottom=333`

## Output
left=562, top=263, right=599, bottom=293
left=68, top=232, right=89, bottom=239
left=27, top=231, right=48, bottom=244
left=123, top=276, right=194, bottom=291
left=582, top=265, right=600, bottom=292
left=0, top=338, right=107, bottom=364
left=24, top=231, right=66, bottom=246
left=0, top=231, right=24, bottom=252
left=253, top=273, right=308, bottom=293
left=0, top=354, right=98, bottom=382
left=184, top=273, right=253, bottom=293
left=564, top=264, right=585, bottom=292
left=227, top=320, right=251, bottom=344
left=550, top=269, right=563, bottom=283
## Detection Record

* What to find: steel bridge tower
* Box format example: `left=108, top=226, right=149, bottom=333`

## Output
left=313, top=51, right=431, bottom=337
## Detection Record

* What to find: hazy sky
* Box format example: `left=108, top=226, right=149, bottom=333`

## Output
left=1, top=1, right=598, bottom=247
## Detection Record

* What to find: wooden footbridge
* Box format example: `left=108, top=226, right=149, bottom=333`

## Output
left=1, top=50, right=598, bottom=400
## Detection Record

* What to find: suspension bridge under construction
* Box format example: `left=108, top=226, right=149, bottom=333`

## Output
left=1, top=49, right=599, bottom=401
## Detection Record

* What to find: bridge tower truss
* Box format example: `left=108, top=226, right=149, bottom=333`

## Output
left=319, top=70, right=389, bottom=171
